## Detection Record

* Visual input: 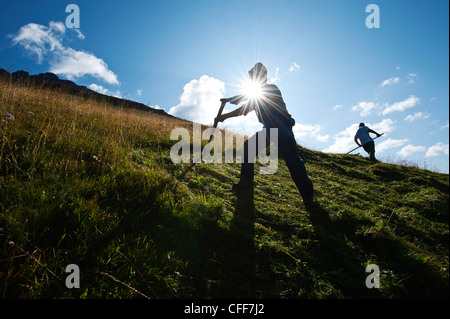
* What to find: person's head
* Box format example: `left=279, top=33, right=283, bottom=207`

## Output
left=248, top=62, right=267, bottom=84
left=359, top=122, right=365, bottom=127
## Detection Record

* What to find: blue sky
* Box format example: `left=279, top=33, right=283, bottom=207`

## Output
left=1, top=0, right=448, bottom=173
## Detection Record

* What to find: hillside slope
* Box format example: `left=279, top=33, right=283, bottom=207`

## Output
left=0, top=78, right=448, bottom=299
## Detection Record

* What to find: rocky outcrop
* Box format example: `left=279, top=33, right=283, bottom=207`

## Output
left=0, top=68, right=173, bottom=117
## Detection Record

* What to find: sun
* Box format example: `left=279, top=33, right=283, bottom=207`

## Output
left=241, top=79, right=263, bottom=100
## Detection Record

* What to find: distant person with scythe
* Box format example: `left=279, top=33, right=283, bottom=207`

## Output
left=353, top=123, right=383, bottom=162
left=214, top=63, right=314, bottom=203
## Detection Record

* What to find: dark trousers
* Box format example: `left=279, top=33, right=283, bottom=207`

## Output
left=240, top=127, right=314, bottom=199
left=363, top=141, right=376, bottom=161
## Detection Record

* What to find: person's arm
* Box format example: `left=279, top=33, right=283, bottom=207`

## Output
left=354, top=136, right=362, bottom=147
left=216, top=95, right=253, bottom=123
left=221, top=94, right=246, bottom=105
left=368, top=129, right=382, bottom=137
left=216, top=103, right=252, bottom=123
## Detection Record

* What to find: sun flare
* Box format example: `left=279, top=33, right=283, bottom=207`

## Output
left=241, top=79, right=263, bottom=100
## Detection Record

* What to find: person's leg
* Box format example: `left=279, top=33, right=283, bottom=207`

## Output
left=370, top=142, right=377, bottom=161
left=277, top=128, right=314, bottom=201
left=363, top=141, right=376, bottom=161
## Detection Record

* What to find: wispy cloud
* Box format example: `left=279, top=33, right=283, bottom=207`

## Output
left=377, top=138, right=409, bottom=153
left=397, top=144, right=426, bottom=157
left=404, top=112, right=429, bottom=122
left=11, top=21, right=119, bottom=85
left=382, top=95, right=420, bottom=116
left=293, top=123, right=329, bottom=143
left=73, top=28, right=85, bottom=40
left=351, top=101, right=381, bottom=117
left=406, top=73, right=417, bottom=84
left=289, top=62, right=300, bottom=72
left=351, top=95, right=421, bottom=117
left=269, top=67, right=280, bottom=84
left=380, top=76, right=399, bottom=87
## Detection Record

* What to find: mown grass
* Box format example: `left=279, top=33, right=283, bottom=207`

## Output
left=0, top=79, right=448, bottom=298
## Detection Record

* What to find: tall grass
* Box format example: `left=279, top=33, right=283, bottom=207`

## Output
left=0, top=79, right=448, bottom=298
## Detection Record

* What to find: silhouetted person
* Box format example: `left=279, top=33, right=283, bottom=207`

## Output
left=354, top=123, right=381, bottom=162
left=215, top=63, right=314, bottom=202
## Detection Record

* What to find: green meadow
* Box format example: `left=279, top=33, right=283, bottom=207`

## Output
left=0, top=78, right=448, bottom=298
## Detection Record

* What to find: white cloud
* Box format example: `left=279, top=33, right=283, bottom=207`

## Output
left=322, top=123, right=359, bottom=153
left=352, top=96, right=421, bottom=117
left=72, top=28, right=85, bottom=40
left=88, top=83, right=121, bottom=98
left=220, top=111, right=263, bottom=137
left=406, top=73, right=417, bottom=84
left=371, top=118, right=396, bottom=134
left=333, top=104, right=342, bottom=111
left=397, top=144, right=426, bottom=157
left=136, top=89, right=143, bottom=96
left=168, top=75, right=225, bottom=125
left=269, top=67, right=280, bottom=84
left=380, top=76, right=399, bottom=87
left=11, top=22, right=65, bottom=63
left=382, top=95, right=420, bottom=116
left=89, top=83, right=109, bottom=94
left=404, top=112, right=429, bottom=122
left=293, top=123, right=329, bottom=143
left=426, top=143, right=449, bottom=157
left=377, top=138, right=409, bottom=153
left=11, top=21, right=118, bottom=85
left=289, top=62, right=301, bottom=72
left=351, top=101, right=380, bottom=117
left=323, top=119, right=395, bottom=154
left=50, top=48, right=119, bottom=84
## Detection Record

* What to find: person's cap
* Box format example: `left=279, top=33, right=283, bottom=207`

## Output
left=359, top=122, right=365, bottom=127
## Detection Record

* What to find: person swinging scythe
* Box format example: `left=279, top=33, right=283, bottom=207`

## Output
left=350, top=123, right=383, bottom=161
left=213, top=63, right=314, bottom=203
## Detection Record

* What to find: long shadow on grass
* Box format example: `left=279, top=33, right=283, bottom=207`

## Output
left=305, top=201, right=448, bottom=298
left=305, top=201, right=382, bottom=298
left=224, top=187, right=256, bottom=298
left=171, top=187, right=256, bottom=298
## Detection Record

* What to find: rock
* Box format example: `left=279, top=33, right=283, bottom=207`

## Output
left=3, top=113, right=15, bottom=121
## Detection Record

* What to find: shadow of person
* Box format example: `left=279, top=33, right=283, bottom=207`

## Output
left=225, top=187, right=256, bottom=297
left=304, top=201, right=379, bottom=297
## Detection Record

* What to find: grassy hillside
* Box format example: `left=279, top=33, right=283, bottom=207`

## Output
left=0, top=79, right=448, bottom=299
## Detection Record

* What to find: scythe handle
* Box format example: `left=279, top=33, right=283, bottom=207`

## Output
left=346, top=133, right=384, bottom=155
left=209, top=100, right=227, bottom=142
